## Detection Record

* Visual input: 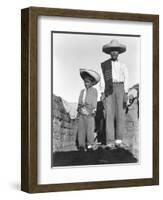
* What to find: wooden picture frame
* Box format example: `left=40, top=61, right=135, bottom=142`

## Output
left=21, top=7, right=159, bottom=193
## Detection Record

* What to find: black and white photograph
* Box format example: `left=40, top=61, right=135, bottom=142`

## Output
left=21, top=7, right=159, bottom=193
left=52, top=31, right=140, bottom=167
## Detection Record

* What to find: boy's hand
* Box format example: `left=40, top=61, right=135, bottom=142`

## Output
left=81, top=107, right=89, bottom=115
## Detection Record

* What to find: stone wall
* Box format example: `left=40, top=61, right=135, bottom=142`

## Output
left=52, top=95, right=78, bottom=152
left=125, top=99, right=139, bottom=159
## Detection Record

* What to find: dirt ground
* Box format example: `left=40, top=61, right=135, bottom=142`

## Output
left=52, top=147, right=137, bottom=167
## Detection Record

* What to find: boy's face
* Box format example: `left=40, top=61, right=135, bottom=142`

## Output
left=84, top=78, right=93, bottom=89
left=110, top=50, right=119, bottom=61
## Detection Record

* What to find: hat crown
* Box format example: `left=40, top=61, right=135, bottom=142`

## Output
left=102, top=39, right=126, bottom=54
left=110, top=39, right=120, bottom=46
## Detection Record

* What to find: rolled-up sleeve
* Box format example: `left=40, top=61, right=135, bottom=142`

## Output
left=123, top=64, right=128, bottom=93
left=99, top=70, right=105, bottom=93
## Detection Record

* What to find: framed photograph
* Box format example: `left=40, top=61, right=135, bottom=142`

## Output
left=21, top=7, right=159, bottom=193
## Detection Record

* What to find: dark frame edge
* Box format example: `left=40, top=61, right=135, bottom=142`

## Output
left=26, top=178, right=154, bottom=193
left=21, top=7, right=38, bottom=193
left=23, top=6, right=158, bottom=22
left=152, top=15, right=159, bottom=185
left=21, top=8, right=30, bottom=193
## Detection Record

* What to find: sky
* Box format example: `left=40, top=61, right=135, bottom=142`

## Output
left=52, top=32, right=140, bottom=103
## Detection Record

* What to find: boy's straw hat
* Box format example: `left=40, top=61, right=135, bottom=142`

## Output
left=102, top=39, right=126, bottom=54
left=80, top=68, right=100, bottom=85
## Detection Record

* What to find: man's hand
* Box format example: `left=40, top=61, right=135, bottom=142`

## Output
left=123, top=93, right=128, bottom=109
left=123, top=93, right=128, bottom=103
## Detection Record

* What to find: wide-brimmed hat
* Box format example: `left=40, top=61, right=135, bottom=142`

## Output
left=102, top=39, right=126, bottom=54
left=80, top=68, right=100, bottom=85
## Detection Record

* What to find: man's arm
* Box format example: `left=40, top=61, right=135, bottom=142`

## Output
left=98, top=69, right=105, bottom=101
left=99, top=69, right=105, bottom=94
left=123, top=64, right=129, bottom=108
left=123, top=64, right=128, bottom=93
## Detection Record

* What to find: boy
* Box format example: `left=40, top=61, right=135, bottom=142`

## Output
left=77, top=69, right=100, bottom=151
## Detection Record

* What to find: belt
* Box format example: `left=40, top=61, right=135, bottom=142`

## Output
left=113, top=82, right=124, bottom=84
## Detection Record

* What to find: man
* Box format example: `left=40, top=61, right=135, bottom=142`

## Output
left=100, top=39, right=128, bottom=149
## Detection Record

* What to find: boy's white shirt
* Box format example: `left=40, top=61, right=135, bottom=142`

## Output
left=81, top=88, right=89, bottom=115
left=81, top=88, right=96, bottom=115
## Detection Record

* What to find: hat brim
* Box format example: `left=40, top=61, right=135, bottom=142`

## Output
left=103, top=46, right=126, bottom=54
left=80, top=69, right=100, bottom=85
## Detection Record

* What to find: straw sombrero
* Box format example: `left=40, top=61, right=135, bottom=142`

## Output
left=80, top=68, right=100, bottom=85
left=103, top=39, right=126, bottom=54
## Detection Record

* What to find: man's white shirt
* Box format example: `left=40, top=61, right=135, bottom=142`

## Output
left=99, top=60, right=128, bottom=93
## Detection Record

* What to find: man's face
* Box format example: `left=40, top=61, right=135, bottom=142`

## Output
left=110, top=51, right=119, bottom=61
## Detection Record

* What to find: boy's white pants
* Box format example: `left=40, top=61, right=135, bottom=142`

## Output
left=78, top=115, right=95, bottom=148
